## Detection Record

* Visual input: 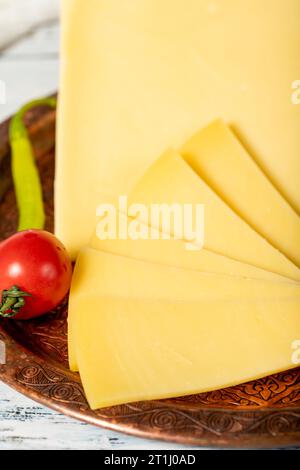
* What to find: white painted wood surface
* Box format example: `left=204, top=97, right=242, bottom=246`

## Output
left=0, top=22, right=203, bottom=451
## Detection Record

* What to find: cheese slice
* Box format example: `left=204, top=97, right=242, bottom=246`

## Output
left=128, top=149, right=300, bottom=281
left=56, top=0, right=300, bottom=257
left=181, top=120, right=300, bottom=268
left=74, top=295, right=300, bottom=409
left=69, top=247, right=300, bottom=371
left=90, top=212, right=291, bottom=283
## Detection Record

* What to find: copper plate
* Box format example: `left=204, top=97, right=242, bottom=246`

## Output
left=0, top=105, right=299, bottom=448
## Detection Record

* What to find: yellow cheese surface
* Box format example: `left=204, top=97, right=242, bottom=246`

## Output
left=181, top=120, right=300, bottom=268
left=90, top=213, right=291, bottom=283
left=56, top=0, right=300, bottom=257
left=129, top=150, right=300, bottom=281
left=69, top=247, right=300, bottom=371
left=74, top=295, right=300, bottom=409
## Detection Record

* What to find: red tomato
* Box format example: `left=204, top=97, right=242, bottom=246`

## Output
left=0, top=230, right=72, bottom=320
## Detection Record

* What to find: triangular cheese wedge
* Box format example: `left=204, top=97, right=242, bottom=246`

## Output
left=128, top=149, right=300, bottom=281
left=73, top=297, right=300, bottom=409
left=69, top=247, right=300, bottom=371
left=90, top=212, right=292, bottom=283
left=181, top=120, right=300, bottom=268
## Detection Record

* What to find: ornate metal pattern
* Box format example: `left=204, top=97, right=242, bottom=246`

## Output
left=0, top=107, right=299, bottom=447
left=169, top=370, right=300, bottom=409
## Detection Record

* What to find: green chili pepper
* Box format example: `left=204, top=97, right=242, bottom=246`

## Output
left=9, top=97, right=57, bottom=232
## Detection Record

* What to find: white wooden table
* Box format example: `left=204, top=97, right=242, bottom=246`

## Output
left=0, top=21, right=203, bottom=451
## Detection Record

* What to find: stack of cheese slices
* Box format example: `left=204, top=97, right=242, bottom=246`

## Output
left=56, top=0, right=300, bottom=410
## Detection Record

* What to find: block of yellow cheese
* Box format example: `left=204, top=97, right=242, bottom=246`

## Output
left=181, top=120, right=300, bottom=268
left=128, top=149, right=300, bottom=281
left=69, top=247, right=300, bottom=371
left=74, top=295, right=300, bottom=409
left=90, top=212, right=291, bottom=282
left=56, top=0, right=300, bottom=257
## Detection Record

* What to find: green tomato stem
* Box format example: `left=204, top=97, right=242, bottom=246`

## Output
left=0, top=285, right=32, bottom=318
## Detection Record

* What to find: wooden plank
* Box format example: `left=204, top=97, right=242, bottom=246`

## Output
left=0, top=19, right=59, bottom=121
left=1, top=23, right=59, bottom=57
left=0, top=59, right=59, bottom=122
left=0, top=0, right=59, bottom=51
left=0, top=383, right=199, bottom=450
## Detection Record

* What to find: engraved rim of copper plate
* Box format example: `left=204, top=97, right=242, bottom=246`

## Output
left=0, top=103, right=299, bottom=448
